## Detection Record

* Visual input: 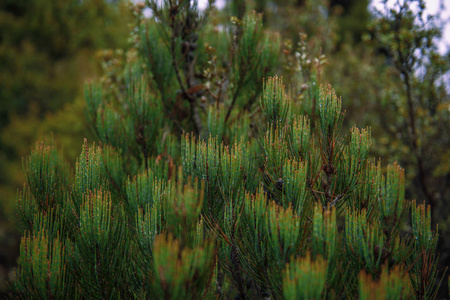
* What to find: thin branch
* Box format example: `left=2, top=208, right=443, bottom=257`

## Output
left=168, top=4, right=203, bottom=134
left=393, top=17, right=436, bottom=209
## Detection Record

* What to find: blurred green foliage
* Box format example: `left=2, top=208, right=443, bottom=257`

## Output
left=0, top=0, right=132, bottom=210
left=0, top=0, right=132, bottom=294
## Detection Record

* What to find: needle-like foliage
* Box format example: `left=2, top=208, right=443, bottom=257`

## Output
left=8, top=1, right=445, bottom=299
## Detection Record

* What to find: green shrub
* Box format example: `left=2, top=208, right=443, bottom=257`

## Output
left=8, top=1, right=445, bottom=299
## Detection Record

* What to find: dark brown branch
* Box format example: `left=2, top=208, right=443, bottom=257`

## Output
left=224, top=26, right=245, bottom=123
left=168, top=5, right=203, bottom=134
left=393, top=19, right=436, bottom=209
left=403, top=70, right=436, bottom=208
left=225, top=82, right=243, bottom=123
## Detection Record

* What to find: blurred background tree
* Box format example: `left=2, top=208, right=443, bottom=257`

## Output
left=367, top=3, right=450, bottom=291
left=0, top=0, right=132, bottom=294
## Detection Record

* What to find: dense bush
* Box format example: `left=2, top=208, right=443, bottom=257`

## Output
left=7, top=0, right=447, bottom=299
